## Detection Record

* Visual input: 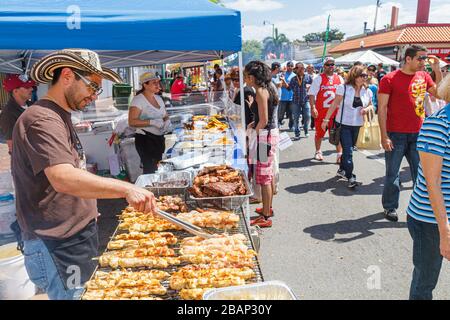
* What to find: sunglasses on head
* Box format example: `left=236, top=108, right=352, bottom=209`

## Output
left=324, top=63, right=335, bottom=67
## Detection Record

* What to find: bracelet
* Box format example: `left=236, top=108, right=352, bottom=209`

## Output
left=323, top=119, right=329, bottom=122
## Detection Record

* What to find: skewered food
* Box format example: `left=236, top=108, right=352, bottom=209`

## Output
left=101, top=247, right=176, bottom=259
left=107, top=236, right=177, bottom=250
left=118, top=217, right=182, bottom=232
left=98, top=256, right=181, bottom=269
left=82, top=284, right=167, bottom=300
left=189, top=166, right=247, bottom=198
left=86, top=270, right=169, bottom=290
left=176, top=209, right=239, bottom=229
left=156, top=195, right=189, bottom=213
left=179, top=288, right=213, bottom=300
left=113, top=231, right=177, bottom=242
left=170, top=265, right=255, bottom=290
left=181, top=234, right=248, bottom=247
left=180, top=249, right=256, bottom=266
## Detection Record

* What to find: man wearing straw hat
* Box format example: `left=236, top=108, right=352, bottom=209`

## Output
left=11, top=49, right=157, bottom=300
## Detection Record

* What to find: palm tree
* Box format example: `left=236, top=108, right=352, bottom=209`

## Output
left=262, top=28, right=290, bottom=59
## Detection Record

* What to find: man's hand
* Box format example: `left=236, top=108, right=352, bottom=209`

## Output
left=125, top=186, right=157, bottom=214
left=440, top=230, right=450, bottom=260
left=382, top=136, right=394, bottom=152
left=247, top=121, right=255, bottom=130
left=320, top=121, right=328, bottom=132
left=311, top=107, right=318, bottom=119
left=428, top=55, right=441, bottom=72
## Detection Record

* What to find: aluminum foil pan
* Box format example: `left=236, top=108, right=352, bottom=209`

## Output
left=203, top=281, right=297, bottom=300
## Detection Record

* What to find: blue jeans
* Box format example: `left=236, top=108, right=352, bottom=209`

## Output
left=23, top=239, right=84, bottom=300
left=338, top=124, right=361, bottom=179
left=278, top=101, right=294, bottom=129
left=293, top=101, right=311, bottom=136
left=407, top=215, right=443, bottom=300
left=382, top=132, right=420, bottom=210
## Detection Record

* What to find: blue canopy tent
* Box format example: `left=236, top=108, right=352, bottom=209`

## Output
left=0, top=0, right=242, bottom=73
left=0, top=0, right=248, bottom=165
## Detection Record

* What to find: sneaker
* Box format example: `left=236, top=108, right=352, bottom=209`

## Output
left=305, top=132, right=310, bottom=137
left=348, top=176, right=358, bottom=188
left=348, top=174, right=362, bottom=188
left=254, top=207, right=274, bottom=217
left=336, top=169, right=346, bottom=179
left=250, top=216, right=272, bottom=228
left=384, top=209, right=398, bottom=222
left=292, top=135, right=300, bottom=141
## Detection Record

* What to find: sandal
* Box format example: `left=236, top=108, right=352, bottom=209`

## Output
left=249, top=197, right=261, bottom=204
left=250, top=216, right=272, bottom=228
left=254, top=207, right=274, bottom=217
left=314, top=151, right=324, bottom=161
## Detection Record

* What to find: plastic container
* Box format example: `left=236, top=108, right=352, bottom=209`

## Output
left=0, top=193, right=15, bottom=236
left=119, top=137, right=143, bottom=183
left=0, top=242, right=36, bottom=300
left=203, top=281, right=297, bottom=300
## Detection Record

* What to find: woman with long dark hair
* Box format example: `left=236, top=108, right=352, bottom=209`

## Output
left=245, top=61, right=279, bottom=228
left=321, top=65, right=373, bottom=188
left=128, top=71, right=171, bottom=174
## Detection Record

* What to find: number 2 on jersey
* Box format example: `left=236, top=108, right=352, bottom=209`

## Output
left=323, top=91, right=335, bottom=109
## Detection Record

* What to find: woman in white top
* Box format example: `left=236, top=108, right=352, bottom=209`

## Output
left=322, top=65, right=373, bottom=188
left=128, top=71, right=171, bottom=173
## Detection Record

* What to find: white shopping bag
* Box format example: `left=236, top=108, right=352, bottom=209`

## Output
left=278, top=132, right=293, bottom=151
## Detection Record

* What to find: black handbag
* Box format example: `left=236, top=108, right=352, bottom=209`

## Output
left=328, top=85, right=346, bottom=146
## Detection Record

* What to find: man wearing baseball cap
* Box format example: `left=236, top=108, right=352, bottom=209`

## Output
left=11, top=49, right=157, bottom=300
left=0, top=74, right=36, bottom=154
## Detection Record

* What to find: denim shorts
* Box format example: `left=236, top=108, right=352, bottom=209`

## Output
left=23, top=239, right=84, bottom=300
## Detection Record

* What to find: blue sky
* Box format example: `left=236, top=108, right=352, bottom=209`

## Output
left=221, top=0, right=450, bottom=41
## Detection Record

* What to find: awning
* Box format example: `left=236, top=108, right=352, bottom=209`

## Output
left=335, top=50, right=400, bottom=66
left=0, top=0, right=242, bottom=73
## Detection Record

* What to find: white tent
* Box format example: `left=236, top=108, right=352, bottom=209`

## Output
left=335, top=50, right=400, bottom=67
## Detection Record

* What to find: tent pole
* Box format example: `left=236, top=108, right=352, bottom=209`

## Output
left=238, top=51, right=246, bottom=156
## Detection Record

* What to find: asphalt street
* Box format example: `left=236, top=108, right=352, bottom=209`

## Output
left=254, top=127, right=450, bottom=300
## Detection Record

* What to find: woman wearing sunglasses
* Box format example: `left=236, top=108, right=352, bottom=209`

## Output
left=321, top=65, right=374, bottom=188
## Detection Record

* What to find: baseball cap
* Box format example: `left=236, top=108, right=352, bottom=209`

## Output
left=323, top=57, right=335, bottom=65
left=139, top=71, right=160, bottom=85
left=271, top=62, right=281, bottom=70
left=286, top=61, right=294, bottom=67
left=3, top=74, right=36, bottom=92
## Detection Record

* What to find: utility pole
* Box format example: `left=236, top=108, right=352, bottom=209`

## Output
left=373, top=0, right=382, bottom=32
left=263, top=20, right=275, bottom=39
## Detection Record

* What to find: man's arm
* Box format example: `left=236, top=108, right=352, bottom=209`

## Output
left=45, top=164, right=156, bottom=213
left=420, top=151, right=450, bottom=260
left=378, top=93, right=393, bottom=151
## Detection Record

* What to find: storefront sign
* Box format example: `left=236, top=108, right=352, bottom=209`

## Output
left=428, top=48, right=450, bottom=62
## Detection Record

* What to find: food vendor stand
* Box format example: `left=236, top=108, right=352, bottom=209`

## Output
left=0, top=0, right=269, bottom=300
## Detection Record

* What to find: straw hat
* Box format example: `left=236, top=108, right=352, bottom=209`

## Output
left=30, top=49, right=122, bottom=84
left=139, top=71, right=160, bottom=85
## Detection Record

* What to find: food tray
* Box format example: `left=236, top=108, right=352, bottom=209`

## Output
left=135, top=171, right=191, bottom=196
left=189, top=170, right=253, bottom=211
left=203, top=281, right=297, bottom=300
left=82, top=198, right=264, bottom=300
left=162, top=151, right=212, bottom=170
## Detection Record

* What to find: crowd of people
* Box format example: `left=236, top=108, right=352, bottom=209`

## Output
left=0, top=44, right=450, bottom=300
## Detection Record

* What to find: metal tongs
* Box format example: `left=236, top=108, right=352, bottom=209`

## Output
left=155, top=208, right=215, bottom=239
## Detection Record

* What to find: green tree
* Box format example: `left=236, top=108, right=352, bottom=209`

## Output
left=242, top=40, right=263, bottom=64
left=262, top=28, right=290, bottom=59
left=303, top=28, right=345, bottom=42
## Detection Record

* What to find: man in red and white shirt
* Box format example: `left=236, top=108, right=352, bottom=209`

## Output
left=308, top=57, right=344, bottom=161
left=378, top=44, right=442, bottom=222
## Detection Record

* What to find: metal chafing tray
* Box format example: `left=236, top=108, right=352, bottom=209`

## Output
left=189, top=169, right=254, bottom=211
left=135, top=171, right=191, bottom=197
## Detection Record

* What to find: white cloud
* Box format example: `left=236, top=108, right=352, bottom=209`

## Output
left=224, top=0, right=284, bottom=12
left=241, top=1, right=450, bottom=42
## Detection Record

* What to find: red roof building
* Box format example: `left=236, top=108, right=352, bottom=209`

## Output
left=329, top=24, right=450, bottom=62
